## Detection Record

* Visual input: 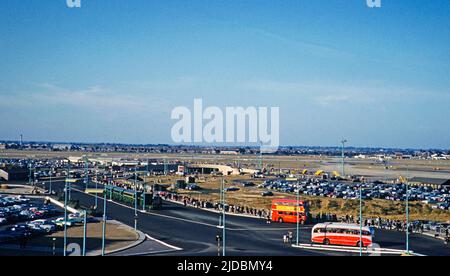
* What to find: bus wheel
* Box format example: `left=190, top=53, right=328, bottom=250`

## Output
left=323, top=239, right=330, bottom=245
left=357, top=241, right=364, bottom=248
left=278, top=218, right=283, bottom=223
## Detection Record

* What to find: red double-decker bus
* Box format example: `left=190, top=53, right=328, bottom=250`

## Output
left=271, top=199, right=308, bottom=224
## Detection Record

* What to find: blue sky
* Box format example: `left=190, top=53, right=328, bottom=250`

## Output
left=0, top=0, right=449, bottom=149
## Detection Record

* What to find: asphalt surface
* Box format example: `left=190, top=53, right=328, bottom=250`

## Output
left=42, top=180, right=450, bottom=256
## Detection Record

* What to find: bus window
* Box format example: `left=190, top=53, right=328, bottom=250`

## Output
left=314, top=228, right=326, bottom=233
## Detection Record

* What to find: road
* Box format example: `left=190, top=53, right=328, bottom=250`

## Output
left=43, top=180, right=450, bottom=256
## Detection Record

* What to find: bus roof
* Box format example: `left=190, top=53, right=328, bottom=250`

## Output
left=272, top=199, right=305, bottom=204
left=312, top=222, right=371, bottom=232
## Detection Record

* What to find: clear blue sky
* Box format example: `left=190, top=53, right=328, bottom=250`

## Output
left=1, top=0, right=449, bottom=149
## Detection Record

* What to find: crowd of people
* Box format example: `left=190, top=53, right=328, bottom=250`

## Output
left=161, top=192, right=271, bottom=219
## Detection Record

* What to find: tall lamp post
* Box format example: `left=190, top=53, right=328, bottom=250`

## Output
left=101, top=184, right=107, bottom=256
left=84, top=156, right=89, bottom=191
left=296, top=184, right=300, bottom=246
left=82, top=210, right=87, bottom=256
left=222, top=178, right=226, bottom=257
left=28, top=161, right=32, bottom=186
left=400, top=173, right=410, bottom=255
left=94, top=166, right=98, bottom=209
left=406, top=181, right=410, bottom=255
left=341, top=139, right=348, bottom=177
left=134, top=166, right=138, bottom=230
left=49, top=168, right=53, bottom=195
left=358, top=181, right=366, bottom=257
left=63, top=162, right=70, bottom=257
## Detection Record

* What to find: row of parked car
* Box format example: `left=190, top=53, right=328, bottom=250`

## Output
left=0, top=196, right=61, bottom=225
left=0, top=214, right=87, bottom=243
left=259, top=179, right=450, bottom=209
left=0, top=196, right=89, bottom=243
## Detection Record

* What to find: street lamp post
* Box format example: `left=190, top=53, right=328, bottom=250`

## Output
left=134, top=166, right=138, bottom=230
left=406, top=181, right=410, bottom=254
left=341, top=139, right=347, bottom=177
left=28, top=162, right=32, bottom=186
left=82, top=210, right=87, bottom=256
left=84, top=157, right=89, bottom=191
left=49, top=169, right=52, bottom=195
left=63, top=163, right=69, bottom=257
left=143, top=160, right=149, bottom=212
left=101, top=185, right=107, bottom=256
left=296, top=185, right=300, bottom=246
left=94, top=166, right=98, bottom=209
left=67, top=162, right=72, bottom=201
left=110, top=167, right=113, bottom=201
left=222, top=178, right=226, bottom=257
left=359, top=183, right=363, bottom=257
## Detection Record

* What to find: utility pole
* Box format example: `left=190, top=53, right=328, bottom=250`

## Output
left=67, top=162, right=72, bottom=201
left=110, top=167, right=113, bottom=201
left=259, top=143, right=263, bottom=172
left=63, top=162, right=69, bottom=257
left=82, top=210, right=87, bottom=256
left=94, top=166, right=98, bottom=209
left=101, top=185, right=107, bottom=256
left=49, top=169, right=52, bottom=195
left=143, top=160, right=149, bottom=212
left=164, top=158, right=168, bottom=176
left=359, top=183, right=363, bottom=257
left=341, top=139, right=347, bottom=177
left=296, top=185, right=300, bottom=246
left=84, top=156, right=89, bottom=191
left=222, top=178, right=226, bottom=257
left=406, top=181, right=410, bottom=255
left=28, top=162, right=32, bottom=186
left=134, top=166, right=138, bottom=230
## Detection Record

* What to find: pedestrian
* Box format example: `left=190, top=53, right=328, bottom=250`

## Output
left=267, top=214, right=272, bottom=224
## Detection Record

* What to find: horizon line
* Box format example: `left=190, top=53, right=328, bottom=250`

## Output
left=1, top=139, right=449, bottom=152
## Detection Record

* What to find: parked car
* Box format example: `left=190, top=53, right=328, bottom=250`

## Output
left=53, top=217, right=76, bottom=227
left=27, top=219, right=57, bottom=233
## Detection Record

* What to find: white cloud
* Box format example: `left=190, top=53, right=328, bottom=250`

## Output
left=36, top=83, right=148, bottom=111
left=314, top=95, right=350, bottom=107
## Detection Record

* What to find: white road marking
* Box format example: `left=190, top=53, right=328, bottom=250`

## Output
left=145, top=234, right=183, bottom=251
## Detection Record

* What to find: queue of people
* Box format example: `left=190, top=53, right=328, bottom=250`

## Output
left=161, top=192, right=271, bottom=219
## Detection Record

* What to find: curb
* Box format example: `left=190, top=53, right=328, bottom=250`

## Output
left=87, top=220, right=147, bottom=256
left=44, top=197, right=146, bottom=256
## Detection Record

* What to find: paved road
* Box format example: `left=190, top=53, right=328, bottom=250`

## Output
left=44, top=180, right=450, bottom=256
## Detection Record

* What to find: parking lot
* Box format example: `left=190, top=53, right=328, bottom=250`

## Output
left=0, top=196, right=74, bottom=245
left=260, top=179, right=450, bottom=210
